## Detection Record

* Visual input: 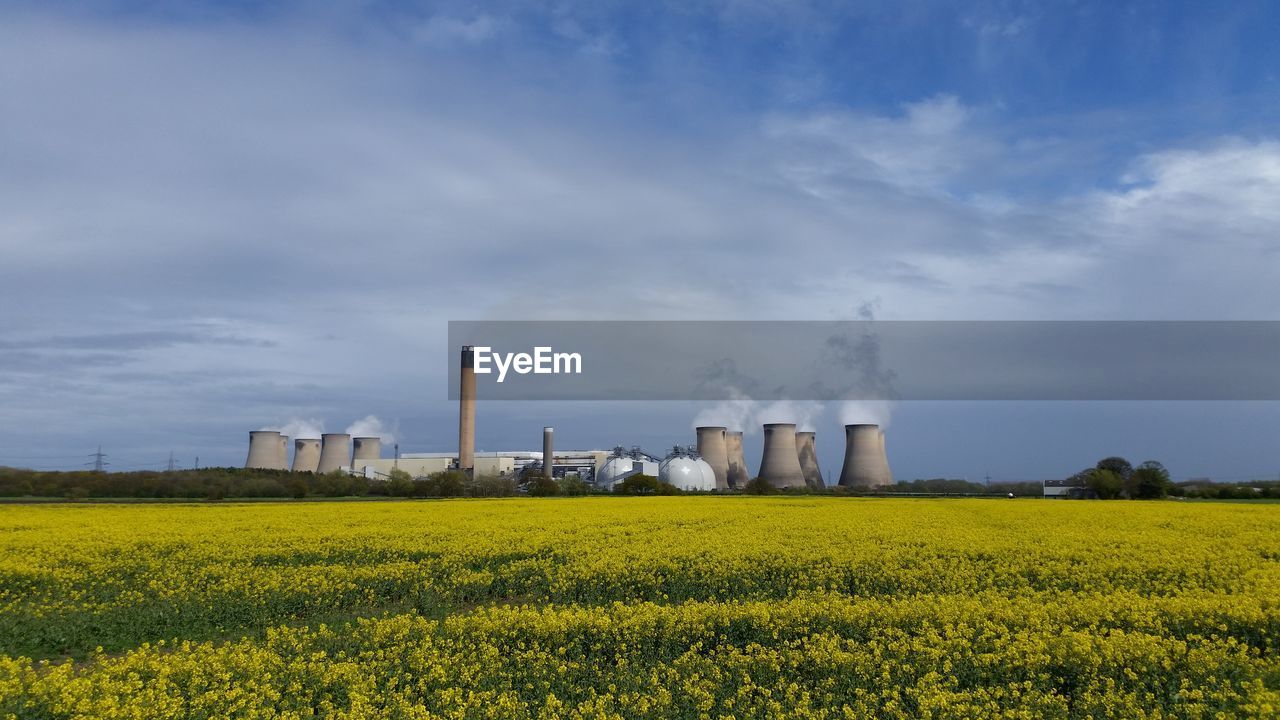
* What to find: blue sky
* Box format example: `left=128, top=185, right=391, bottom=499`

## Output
left=1, top=1, right=1279, bottom=480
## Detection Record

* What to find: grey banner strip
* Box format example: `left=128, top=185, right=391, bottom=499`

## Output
left=446, top=321, right=1280, bottom=400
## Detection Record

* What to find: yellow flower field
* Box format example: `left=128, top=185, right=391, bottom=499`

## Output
left=0, top=497, right=1277, bottom=718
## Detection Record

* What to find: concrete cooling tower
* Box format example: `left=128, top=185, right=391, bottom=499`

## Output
left=292, top=438, right=321, bottom=473
left=796, top=431, right=824, bottom=490
left=878, top=429, right=894, bottom=485
left=352, top=437, right=382, bottom=462
left=758, top=423, right=805, bottom=489
left=726, top=431, right=749, bottom=489
left=695, top=426, right=730, bottom=491
left=838, top=424, right=892, bottom=488
left=317, top=433, right=351, bottom=474
left=278, top=435, right=289, bottom=469
left=245, top=431, right=285, bottom=470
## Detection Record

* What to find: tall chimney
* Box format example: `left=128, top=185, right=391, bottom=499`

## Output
left=459, top=345, right=476, bottom=476
left=838, top=424, right=891, bottom=488
left=246, top=430, right=285, bottom=470
left=725, top=431, right=749, bottom=489
left=695, top=426, right=730, bottom=490
left=758, top=423, right=805, bottom=489
left=278, top=435, right=290, bottom=470
left=796, top=431, right=823, bottom=490
left=292, top=438, right=321, bottom=473
left=543, top=426, right=554, bottom=479
left=317, top=433, right=351, bottom=474
left=353, top=437, right=382, bottom=462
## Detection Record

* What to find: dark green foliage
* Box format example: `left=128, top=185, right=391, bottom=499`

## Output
left=614, top=474, right=680, bottom=495
left=1131, top=461, right=1172, bottom=499
left=556, top=475, right=593, bottom=496
left=525, top=475, right=561, bottom=497
left=468, top=475, right=517, bottom=498
left=744, top=477, right=778, bottom=495
left=1086, top=468, right=1125, bottom=499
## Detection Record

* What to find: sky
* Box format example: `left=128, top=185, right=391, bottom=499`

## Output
left=1, top=0, right=1278, bottom=481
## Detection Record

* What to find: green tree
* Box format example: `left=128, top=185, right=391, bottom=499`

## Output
left=386, top=468, right=414, bottom=497
left=1131, top=461, right=1171, bottom=499
left=744, top=477, right=778, bottom=495
left=615, top=474, right=679, bottom=496
left=1096, top=457, right=1135, bottom=497
left=1087, top=468, right=1124, bottom=499
left=526, top=474, right=561, bottom=497
left=557, top=474, right=593, bottom=496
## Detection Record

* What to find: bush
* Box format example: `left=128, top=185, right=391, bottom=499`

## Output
left=386, top=468, right=414, bottom=497
left=615, top=474, right=680, bottom=496
left=1131, top=461, right=1171, bottom=499
left=525, top=475, right=561, bottom=497
left=744, top=477, right=778, bottom=495
left=557, top=475, right=593, bottom=496
left=468, top=475, right=516, bottom=498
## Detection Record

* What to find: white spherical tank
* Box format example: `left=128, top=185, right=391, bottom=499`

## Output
left=659, top=455, right=717, bottom=491
left=596, top=454, right=659, bottom=490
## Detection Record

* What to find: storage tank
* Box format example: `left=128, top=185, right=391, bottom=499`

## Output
left=317, top=433, right=351, bottom=474
left=758, top=423, right=805, bottom=489
left=659, top=446, right=717, bottom=491
left=596, top=446, right=659, bottom=490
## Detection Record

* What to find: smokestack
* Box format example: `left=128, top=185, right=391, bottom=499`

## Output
left=726, top=431, right=749, bottom=489
left=317, top=433, right=351, bottom=474
left=459, top=345, right=476, bottom=476
left=796, top=431, right=824, bottom=490
left=758, top=423, right=805, bottom=489
left=245, top=430, right=285, bottom=470
left=292, top=438, right=321, bottom=473
left=695, top=426, right=730, bottom=490
left=838, top=424, right=891, bottom=488
left=278, top=435, right=289, bottom=470
left=543, top=426, right=554, bottom=479
left=352, top=437, right=382, bottom=462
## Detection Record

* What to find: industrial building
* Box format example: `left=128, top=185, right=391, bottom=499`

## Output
left=243, top=345, right=896, bottom=493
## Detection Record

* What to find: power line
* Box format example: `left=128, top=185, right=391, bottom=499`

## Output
left=86, top=445, right=108, bottom=472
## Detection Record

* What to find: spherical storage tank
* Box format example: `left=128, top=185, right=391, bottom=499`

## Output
left=659, top=449, right=717, bottom=491
left=596, top=447, right=659, bottom=490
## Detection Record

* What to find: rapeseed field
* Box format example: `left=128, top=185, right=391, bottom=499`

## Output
left=0, top=497, right=1276, bottom=718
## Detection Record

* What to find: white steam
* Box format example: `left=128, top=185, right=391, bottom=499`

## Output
left=345, top=415, right=397, bottom=444
left=755, top=400, right=825, bottom=432
left=691, top=387, right=758, bottom=433
left=837, top=400, right=893, bottom=428
left=264, top=417, right=325, bottom=440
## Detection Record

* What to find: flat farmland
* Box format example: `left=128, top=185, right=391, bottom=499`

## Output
left=1, top=498, right=1277, bottom=718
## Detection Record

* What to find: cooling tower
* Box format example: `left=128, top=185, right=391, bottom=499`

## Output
left=796, top=431, right=824, bottom=490
left=459, top=345, right=476, bottom=476
left=878, top=429, right=894, bottom=485
left=758, top=423, right=806, bottom=489
left=838, top=424, right=891, bottom=488
left=245, top=430, right=285, bottom=470
left=278, top=435, right=289, bottom=469
left=726, top=431, right=749, bottom=489
left=292, top=438, right=321, bottom=473
left=543, top=426, right=554, bottom=479
left=352, top=437, right=381, bottom=462
left=695, top=426, right=730, bottom=491
left=317, top=433, right=351, bottom=474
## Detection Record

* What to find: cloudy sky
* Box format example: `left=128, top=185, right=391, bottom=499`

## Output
left=2, top=1, right=1278, bottom=481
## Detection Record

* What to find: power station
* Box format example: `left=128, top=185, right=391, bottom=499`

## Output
left=242, top=345, right=896, bottom=492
